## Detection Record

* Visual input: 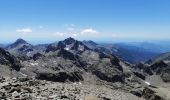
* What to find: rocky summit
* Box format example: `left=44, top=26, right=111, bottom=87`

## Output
left=0, top=37, right=170, bottom=100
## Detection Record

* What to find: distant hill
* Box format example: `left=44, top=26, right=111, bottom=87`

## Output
left=112, top=43, right=159, bottom=64
left=148, top=52, right=170, bottom=64
left=84, top=41, right=159, bottom=64
left=125, top=42, right=170, bottom=53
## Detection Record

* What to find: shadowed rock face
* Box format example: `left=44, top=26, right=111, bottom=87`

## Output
left=133, top=72, right=145, bottom=80
left=57, top=49, right=79, bottom=60
left=148, top=61, right=170, bottom=82
left=32, top=53, right=44, bottom=61
left=150, top=61, right=168, bottom=74
left=133, top=63, right=153, bottom=76
left=0, top=48, right=21, bottom=71
left=133, top=60, right=170, bottom=83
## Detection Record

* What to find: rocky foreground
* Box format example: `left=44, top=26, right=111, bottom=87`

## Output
left=0, top=77, right=144, bottom=100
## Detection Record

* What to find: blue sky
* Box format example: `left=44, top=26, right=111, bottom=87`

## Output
left=0, top=0, right=170, bottom=43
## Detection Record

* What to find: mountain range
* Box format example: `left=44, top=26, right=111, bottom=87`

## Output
left=0, top=37, right=170, bottom=99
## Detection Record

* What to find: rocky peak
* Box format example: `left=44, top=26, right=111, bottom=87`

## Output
left=14, top=38, right=27, bottom=45
left=5, top=38, right=35, bottom=59
left=7, top=38, right=29, bottom=49
left=63, top=37, right=76, bottom=45
left=46, top=37, right=91, bottom=52
left=60, top=38, right=90, bottom=51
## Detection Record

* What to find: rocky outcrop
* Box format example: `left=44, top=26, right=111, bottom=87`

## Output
left=142, top=87, right=166, bottom=100
left=35, top=71, right=84, bottom=82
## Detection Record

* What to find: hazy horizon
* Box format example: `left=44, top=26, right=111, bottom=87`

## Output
left=1, top=37, right=170, bottom=45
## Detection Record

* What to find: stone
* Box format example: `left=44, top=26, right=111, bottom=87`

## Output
left=12, top=91, right=20, bottom=98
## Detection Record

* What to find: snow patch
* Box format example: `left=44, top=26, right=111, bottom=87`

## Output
left=19, top=72, right=27, bottom=77
left=30, top=63, right=38, bottom=66
left=64, top=47, right=70, bottom=50
left=26, top=51, right=32, bottom=56
left=78, top=45, right=84, bottom=51
left=145, top=81, right=151, bottom=85
left=64, top=45, right=71, bottom=51
left=73, top=82, right=77, bottom=85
